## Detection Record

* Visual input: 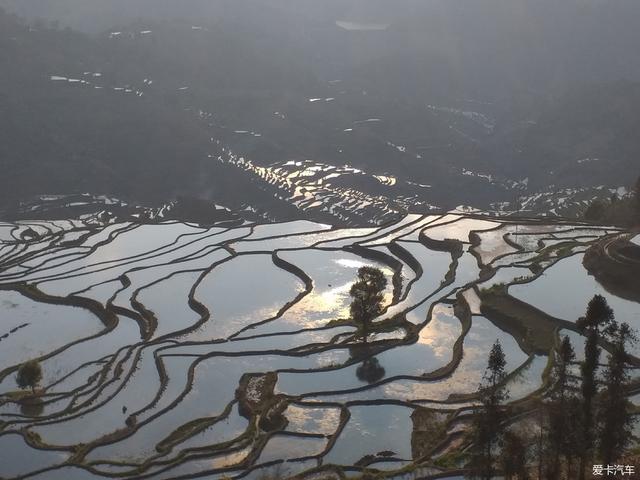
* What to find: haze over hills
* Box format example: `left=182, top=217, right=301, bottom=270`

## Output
left=1, top=0, right=640, bottom=224
left=2, top=3, right=640, bottom=479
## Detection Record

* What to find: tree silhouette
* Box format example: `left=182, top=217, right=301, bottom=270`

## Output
left=578, top=295, right=615, bottom=480
left=468, top=340, right=509, bottom=480
left=502, top=430, right=529, bottom=480
left=598, top=322, right=636, bottom=466
left=545, top=335, right=578, bottom=479
left=349, top=266, right=387, bottom=342
left=20, top=396, right=45, bottom=417
left=355, top=356, right=386, bottom=384
left=16, top=360, right=43, bottom=394
left=579, top=294, right=615, bottom=331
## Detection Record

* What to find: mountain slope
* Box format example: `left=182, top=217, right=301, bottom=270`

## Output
left=1, top=4, right=640, bottom=222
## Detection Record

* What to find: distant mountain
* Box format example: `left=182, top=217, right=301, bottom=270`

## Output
left=5, top=0, right=640, bottom=100
left=0, top=8, right=317, bottom=217
left=509, top=83, right=640, bottom=188
left=1, top=2, right=640, bottom=223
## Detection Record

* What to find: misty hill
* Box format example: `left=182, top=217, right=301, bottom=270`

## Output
left=0, top=10, right=210, bottom=202
left=511, top=82, right=640, bottom=188
left=6, top=0, right=640, bottom=100
left=0, top=8, right=318, bottom=219
left=1, top=2, right=640, bottom=223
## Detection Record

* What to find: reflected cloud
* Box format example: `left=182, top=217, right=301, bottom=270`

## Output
left=417, top=304, right=461, bottom=359
left=211, top=447, right=251, bottom=468
left=284, top=404, right=341, bottom=435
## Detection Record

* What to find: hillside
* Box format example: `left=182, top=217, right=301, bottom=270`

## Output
left=0, top=11, right=211, bottom=201
left=0, top=9, right=319, bottom=219
left=505, top=83, right=640, bottom=189
left=2, top=3, right=640, bottom=478
left=1, top=4, right=640, bottom=224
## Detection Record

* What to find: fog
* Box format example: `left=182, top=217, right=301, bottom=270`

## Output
left=5, top=0, right=640, bottom=100
left=1, top=0, right=640, bottom=220
left=1, top=4, right=640, bottom=479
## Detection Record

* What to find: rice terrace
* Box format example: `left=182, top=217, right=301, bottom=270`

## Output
left=1, top=199, right=639, bottom=479
left=3, top=1, right=640, bottom=478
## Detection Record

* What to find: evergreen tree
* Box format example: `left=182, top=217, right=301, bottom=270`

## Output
left=578, top=295, right=615, bottom=480
left=502, top=430, right=529, bottom=480
left=349, top=266, right=387, bottom=341
left=598, top=322, right=636, bottom=466
left=545, top=336, right=577, bottom=479
left=468, top=340, right=509, bottom=480
left=563, top=396, right=584, bottom=479
left=579, top=294, right=615, bottom=331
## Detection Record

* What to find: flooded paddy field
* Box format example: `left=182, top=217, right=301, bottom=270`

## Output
left=0, top=212, right=638, bottom=479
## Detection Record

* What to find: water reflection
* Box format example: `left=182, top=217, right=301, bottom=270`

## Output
left=356, top=356, right=386, bottom=384
left=20, top=396, right=45, bottom=417
left=511, top=254, right=640, bottom=329
left=4, top=214, right=631, bottom=477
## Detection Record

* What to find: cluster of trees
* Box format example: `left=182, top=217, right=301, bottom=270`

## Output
left=584, top=176, right=640, bottom=226
left=469, top=295, right=637, bottom=479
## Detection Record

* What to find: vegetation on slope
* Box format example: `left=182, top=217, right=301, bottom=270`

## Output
left=583, top=176, right=640, bottom=227
left=467, top=296, right=638, bottom=479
